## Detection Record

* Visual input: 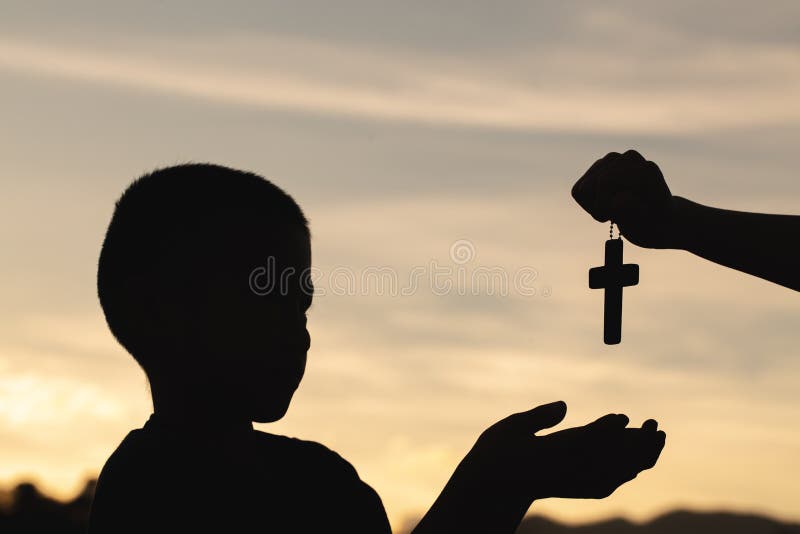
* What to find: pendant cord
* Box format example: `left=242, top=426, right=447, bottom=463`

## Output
left=609, top=221, right=615, bottom=239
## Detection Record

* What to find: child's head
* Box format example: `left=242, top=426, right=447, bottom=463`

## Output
left=98, top=164, right=312, bottom=423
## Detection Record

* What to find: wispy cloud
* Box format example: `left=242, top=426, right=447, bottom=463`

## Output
left=1, top=35, right=798, bottom=134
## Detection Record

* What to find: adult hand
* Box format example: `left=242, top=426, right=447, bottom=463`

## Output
left=572, top=150, right=676, bottom=248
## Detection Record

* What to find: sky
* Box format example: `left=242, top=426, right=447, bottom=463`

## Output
left=0, top=0, right=798, bottom=530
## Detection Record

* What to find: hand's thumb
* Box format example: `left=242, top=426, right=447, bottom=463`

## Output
left=507, top=400, right=567, bottom=434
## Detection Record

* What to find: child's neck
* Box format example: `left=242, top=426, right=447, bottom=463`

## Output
left=149, top=378, right=253, bottom=431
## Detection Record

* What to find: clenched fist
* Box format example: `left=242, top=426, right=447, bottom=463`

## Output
left=572, top=150, right=677, bottom=248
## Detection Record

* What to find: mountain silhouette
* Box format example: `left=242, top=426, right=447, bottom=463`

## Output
left=512, top=510, right=800, bottom=534
left=400, top=510, right=800, bottom=534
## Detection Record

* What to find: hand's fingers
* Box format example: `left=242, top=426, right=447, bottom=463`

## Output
left=572, top=152, right=622, bottom=221
left=642, top=430, right=667, bottom=469
left=613, top=154, right=670, bottom=214
left=642, top=419, right=658, bottom=432
left=506, top=400, right=568, bottom=434
left=582, top=149, right=664, bottom=224
left=623, top=149, right=647, bottom=164
left=620, top=428, right=667, bottom=470
left=594, top=153, right=649, bottom=222
left=571, top=155, right=607, bottom=205
left=590, top=413, right=630, bottom=430
left=571, top=172, right=598, bottom=218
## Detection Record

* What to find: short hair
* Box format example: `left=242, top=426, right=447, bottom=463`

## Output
left=97, top=163, right=308, bottom=369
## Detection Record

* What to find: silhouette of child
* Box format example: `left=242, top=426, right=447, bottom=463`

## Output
left=89, top=164, right=666, bottom=533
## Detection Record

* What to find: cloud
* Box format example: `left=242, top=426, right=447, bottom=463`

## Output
left=0, top=373, right=122, bottom=426
left=0, top=33, right=797, bottom=135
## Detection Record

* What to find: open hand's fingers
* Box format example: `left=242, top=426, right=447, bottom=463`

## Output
left=502, top=400, right=568, bottom=435
left=642, top=419, right=658, bottom=432
left=619, top=427, right=667, bottom=471
left=589, top=413, right=630, bottom=430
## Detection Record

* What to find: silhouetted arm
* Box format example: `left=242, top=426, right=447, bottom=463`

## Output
left=572, top=150, right=800, bottom=291
left=411, top=402, right=666, bottom=534
left=411, top=477, right=531, bottom=534
left=671, top=196, right=800, bottom=291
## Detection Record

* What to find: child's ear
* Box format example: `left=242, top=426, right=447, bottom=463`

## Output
left=121, top=274, right=183, bottom=345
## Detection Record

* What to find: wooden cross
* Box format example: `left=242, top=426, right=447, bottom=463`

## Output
left=589, top=239, right=639, bottom=345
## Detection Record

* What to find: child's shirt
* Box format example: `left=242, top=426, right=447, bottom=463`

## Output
left=88, top=414, right=391, bottom=533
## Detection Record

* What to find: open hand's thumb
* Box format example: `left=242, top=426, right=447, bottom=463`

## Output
left=506, top=401, right=567, bottom=434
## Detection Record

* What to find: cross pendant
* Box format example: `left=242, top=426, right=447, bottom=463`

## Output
left=589, top=239, right=639, bottom=345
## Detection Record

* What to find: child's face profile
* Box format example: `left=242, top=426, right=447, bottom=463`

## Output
left=186, top=224, right=312, bottom=423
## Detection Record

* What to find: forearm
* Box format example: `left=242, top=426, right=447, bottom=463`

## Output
left=411, top=468, right=533, bottom=534
left=669, top=196, right=800, bottom=291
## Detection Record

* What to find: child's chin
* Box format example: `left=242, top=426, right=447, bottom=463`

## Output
left=252, top=409, right=287, bottom=424
left=250, top=397, right=293, bottom=423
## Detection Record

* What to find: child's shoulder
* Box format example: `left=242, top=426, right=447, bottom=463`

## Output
left=251, top=430, right=361, bottom=481
left=91, top=422, right=391, bottom=533
left=103, top=420, right=359, bottom=480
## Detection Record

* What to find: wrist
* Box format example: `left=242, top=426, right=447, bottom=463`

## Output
left=418, top=474, right=533, bottom=533
left=664, top=195, right=695, bottom=251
